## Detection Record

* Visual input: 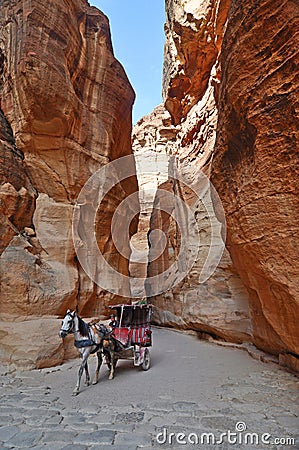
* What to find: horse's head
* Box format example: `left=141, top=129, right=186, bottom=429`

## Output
left=94, top=323, right=111, bottom=339
left=59, top=310, right=76, bottom=338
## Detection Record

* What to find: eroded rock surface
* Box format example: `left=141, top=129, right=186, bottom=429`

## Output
left=211, top=0, right=299, bottom=356
left=137, top=1, right=252, bottom=344
left=164, top=0, right=230, bottom=126
left=146, top=171, right=252, bottom=343
left=152, top=0, right=299, bottom=365
left=0, top=110, right=36, bottom=255
left=133, top=117, right=251, bottom=342
left=0, top=0, right=137, bottom=367
left=130, top=105, right=174, bottom=297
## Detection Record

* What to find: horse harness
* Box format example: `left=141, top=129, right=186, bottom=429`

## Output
left=74, top=323, right=112, bottom=354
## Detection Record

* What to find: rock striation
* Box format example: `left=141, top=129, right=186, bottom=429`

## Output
left=145, top=0, right=299, bottom=366
left=130, top=105, right=175, bottom=297
left=211, top=0, right=299, bottom=356
left=135, top=0, right=251, bottom=344
left=0, top=0, right=137, bottom=368
left=163, top=0, right=230, bottom=127
left=133, top=108, right=252, bottom=343
left=0, top=110, right=36, bottom=255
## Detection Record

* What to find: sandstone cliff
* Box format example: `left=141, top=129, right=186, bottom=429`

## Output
left=130, top=105, right=175, bottom=297
left=211, top=0, right=299, bottom=358
left=143, top=0, right=252, bottom=343
left=134, top=105, right=252, bottom=344
left=0, top=0, right=137, bottom=368
left=144, top=0, right=298, bottom=368
left=163, top=0, right=230, bottom=127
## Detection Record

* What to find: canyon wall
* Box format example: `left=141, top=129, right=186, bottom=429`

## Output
left=134, top=107, right=252, bottom=343
left=0, top=0, right=137, bottom=368
left=130, top=105, right=173, bottom=297
left=142, top=0, right=298, bottom=366
left=143, top=0, right=252, bottom=343
left=1, top=0, right=297, bottom=370
left=211, top=0, right=299, bottom=359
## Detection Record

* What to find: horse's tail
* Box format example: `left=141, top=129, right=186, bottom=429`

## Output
left=111, top=336, right=125, bottom=353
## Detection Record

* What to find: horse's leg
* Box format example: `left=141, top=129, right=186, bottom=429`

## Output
left=102, top=340, right=112, bottom=373
left=109, top=348, right=116, bottom=380
left=73, top=349, right=90, bottom=396
left=113, top=357, right=118, bottom=379
left=84, top=359, right=90, bottom=386
left=105, top=351, right=111, bottom=370
left=104, top=350, right=111, bottom=370
left=92, top=350, right=102, bottom=385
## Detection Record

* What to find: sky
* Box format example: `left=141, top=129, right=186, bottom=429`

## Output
left=90, top=0, right=166, bottom=124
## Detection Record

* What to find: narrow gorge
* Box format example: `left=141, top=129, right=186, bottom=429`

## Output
left=0, top=0, right=138, bottom=367
left=132, top=0, right=299, bottom=373
left=0, top=0, right=298, bottom=374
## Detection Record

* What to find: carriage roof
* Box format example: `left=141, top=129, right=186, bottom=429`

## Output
left=109, top=304, right=152, bottom=327
left=109, top=304, right=152, bottom=311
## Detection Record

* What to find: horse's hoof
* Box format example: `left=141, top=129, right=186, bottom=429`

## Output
left=108, top=375, right=114, bottom=380
left=72, top=389, right=79, bottom=396
left=92, top=379, right=98, bottom=385
left=84, top=381, right=90, bottom=386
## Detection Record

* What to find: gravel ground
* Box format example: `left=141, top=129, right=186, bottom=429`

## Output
left=0, top=327, right=298, bottom=449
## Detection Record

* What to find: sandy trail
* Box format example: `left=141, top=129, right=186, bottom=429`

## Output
left=0, top=327, right=298, bottom=449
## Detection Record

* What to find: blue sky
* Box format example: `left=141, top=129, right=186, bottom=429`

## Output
left=90, top=0, right=165, bottom=123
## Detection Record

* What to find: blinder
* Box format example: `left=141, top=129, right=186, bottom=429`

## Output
left=59, top=311, right=75, bottom=338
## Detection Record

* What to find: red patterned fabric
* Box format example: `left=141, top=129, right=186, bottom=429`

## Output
left=112, top=327, right=131, bottom=346
left=112, top=326, right=152, bottom=347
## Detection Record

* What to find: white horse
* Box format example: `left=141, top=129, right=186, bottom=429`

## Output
left=59, top=310, right=105, bottom=395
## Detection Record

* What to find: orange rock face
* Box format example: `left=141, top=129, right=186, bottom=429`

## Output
left=133, top=106, right=252, bottom=343
left=0, top=0, right=137, bottom=366
left=0, top=110, right=36, bottom=255
left=159, top=0, right=299, bottom=364
left=164, top=0, right=230, bottom=125
left=138, top=0, right=251, bottom=343
left=211, top=0, right=299, bottom=356
left=145, top=167, right=252, bottom=343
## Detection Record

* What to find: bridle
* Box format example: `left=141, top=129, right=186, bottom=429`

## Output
left=60, top=311, right=75, bottom=337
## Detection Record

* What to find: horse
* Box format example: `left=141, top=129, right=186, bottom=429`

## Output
left=59, top=310, right=105, bottom=395
left=59, top=310, right=125, bottom=395
left=93, top=323, right=125, bottom=381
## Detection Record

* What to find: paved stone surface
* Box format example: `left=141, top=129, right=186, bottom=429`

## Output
left=0, top=328, right=298, bottom=449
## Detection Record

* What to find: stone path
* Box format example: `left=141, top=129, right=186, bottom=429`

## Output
left=0, top=328, right=298, bottom=449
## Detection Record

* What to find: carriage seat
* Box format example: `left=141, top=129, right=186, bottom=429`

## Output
left=112, top=327, right=131, bottom=347
left=131, top=326, right=152, bottom=346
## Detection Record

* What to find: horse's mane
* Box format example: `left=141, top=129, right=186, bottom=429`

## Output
left=78, top=316, right=90, bottom=338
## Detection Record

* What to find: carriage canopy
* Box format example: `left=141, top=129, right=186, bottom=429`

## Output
left=109, top=304, right=152, bottom=327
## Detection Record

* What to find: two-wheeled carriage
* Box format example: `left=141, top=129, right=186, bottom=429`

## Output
left=59, top=303, right=152, bottom=394
left=108, top=303, right=152, bottom=371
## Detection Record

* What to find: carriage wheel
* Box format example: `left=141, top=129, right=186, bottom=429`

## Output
left=142, top=348, right=150, bottom=371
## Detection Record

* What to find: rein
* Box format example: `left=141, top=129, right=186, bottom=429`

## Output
left=74, top=322, right=96, bottom=348
left=61, top=312, right=112, bottom=353
left=69, top=314, right=99, bottom=351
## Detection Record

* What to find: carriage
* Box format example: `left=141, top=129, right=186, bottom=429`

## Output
left=108, top=303, right=152, bottom=371
left=59, top=303, right=152, bottom=395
